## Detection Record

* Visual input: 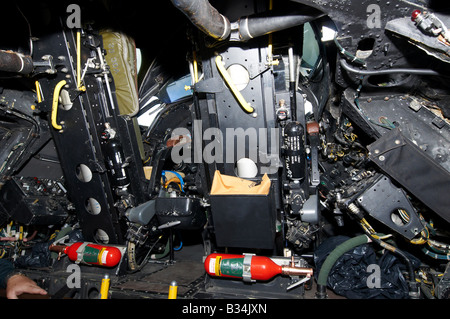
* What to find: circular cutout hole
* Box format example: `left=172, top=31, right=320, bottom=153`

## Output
left=85, top=197, right=101, bottom=215
left=76, top=164, right=92, bottom=183
left=356, top=37, right=375, bottom=60
left=94, top=229, right=110, bottom=244
left=391, top=209, right=409, bottom=227
left=367, top=73, right=410, bottom=87
left=226, top=64, right=250, bottom=91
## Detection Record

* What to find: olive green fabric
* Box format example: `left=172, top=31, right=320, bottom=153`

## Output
left=101, top=30, right=145, bottom=160
left=100, top=30, right=139, bottom=117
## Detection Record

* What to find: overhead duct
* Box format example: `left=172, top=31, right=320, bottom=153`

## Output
left=237, top=8, right=326, bottom=41
left=172, top=0, right=325, bottom=42
left=171, top=0, right=231, bottom=41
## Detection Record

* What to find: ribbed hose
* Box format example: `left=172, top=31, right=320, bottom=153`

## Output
left=316, top=235, right=371, bottom=298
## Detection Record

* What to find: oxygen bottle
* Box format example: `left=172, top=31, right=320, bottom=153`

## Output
left=50, top=242, right=122, bottom=267
left=204, top=253, right=313, bottom=282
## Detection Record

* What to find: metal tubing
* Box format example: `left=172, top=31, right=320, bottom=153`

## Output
left=281, top=266, right=313, bottom=277
left=340, top=59, right=443, bottom=76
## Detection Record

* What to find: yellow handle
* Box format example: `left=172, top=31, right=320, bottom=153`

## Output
left=51, top=80, right=67, bottom=130
left=100, top=275, right=110, bottom=299
left=215, top=55, right=254, bottom=114
left=35, top=81, right=42, bottom=103
left=168, top=281, right=178, bottom=299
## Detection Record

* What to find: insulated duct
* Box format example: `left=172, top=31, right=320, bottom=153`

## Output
left=171, top=0, right=325, bottom=42
left=237, top=8, right=325, bottom=41
left=0, top=50, right=33, bottom=74
left=171, top=0, right=231, bottom=41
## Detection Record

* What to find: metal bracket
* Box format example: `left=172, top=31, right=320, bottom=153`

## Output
left=75, top=242, right=89, bottom=264
left=356, top=176, right=425, bottom=240
left=242, top=253, right=256, bottom=283
left=193, top=77, right=224, bottom=93
left=287, top=275, right=310, bottom=291
left=33, top=55, right=56, bottom=75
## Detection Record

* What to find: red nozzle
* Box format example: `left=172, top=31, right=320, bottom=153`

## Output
left=411, top=9, right=421, bottom=21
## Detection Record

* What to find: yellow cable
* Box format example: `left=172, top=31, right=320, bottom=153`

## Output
left=379, top=239, right=397, bottom=253
left=361, top=218, right=374, bottom=233
left=410, top=237, right=427, bottom=245
left=360, top=219, right=392, bottom=240
left=410, top=229, right=428, bottom=245
left=215, top=55, right=254, bottom=113
left=143, top=156, right=151, bottom=164
left=51, top=80, right=67, bottom=130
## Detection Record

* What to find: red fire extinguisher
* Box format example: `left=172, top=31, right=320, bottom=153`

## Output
left=50, top=242, right=122, bottom=267
left=204, top=253, right=313, bottom=282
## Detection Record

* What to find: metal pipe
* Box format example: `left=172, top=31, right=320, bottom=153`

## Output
left=281, top=266, right=313, bottom=277
left=340, top=59, right=443, bottom=76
